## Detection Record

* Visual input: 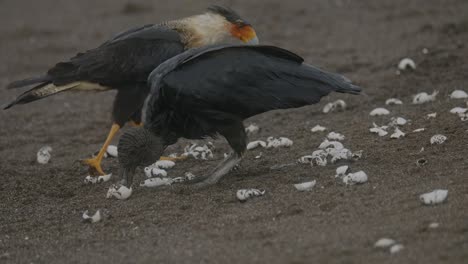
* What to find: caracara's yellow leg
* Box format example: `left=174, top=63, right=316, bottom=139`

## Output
left=82, top=123, right=120, bottom=176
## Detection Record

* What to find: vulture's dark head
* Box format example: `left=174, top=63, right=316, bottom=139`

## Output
left=117, top=127, right=164, bottom=186
left=182, top=6, right=259, bottom=47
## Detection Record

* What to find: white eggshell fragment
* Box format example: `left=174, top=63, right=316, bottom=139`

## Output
left=327, top=132, right=345, bottom=141
left=413, top=128, right=426, bottom=133
left=106, top=184, right=132, bottom=200
left=391, top=117, right=407, bottom=126
left=182, top=143, right=214, bottom=160
left=374, top=238, right=396, bottom=248
left=245, top=124, right=259, bottom=134
left=335, top=165, right=350, bottom=178
left=311, top=125, right=326, bottom=132
left=426, top=112, right=437, bottom=119
left=236, top=189, right=265, bottom=202
left=449, top=107, right=467, bottom=114
left=82, top=210, right=102, bottom=223
left=84, top=173, right=112, bottom=184
left=369, top=108, right=390, bottom=116
left=413, top=91, right=438, bottom=104
left=247, top=140, right=267, bottom=150
left=140, top=177, right=173, bottom=188
left=420, top=189, right=448, bottom=205
left=106, top=145, right=118, bottom=158
left=144, top=167, right=167, bottom=178
left=390, top=128, right=405, bottom=139
left=343, top=171, right=368, bottom=185
left=370, top=123, right=388, bottom=136
left=450, top=90, right=468, bottom=99
left=293, top=180, right=316, bottom=191
left=266, top=137, right=293, bottom=148
left=298, top=155, right=314, bottom=164
left=398, top=58, right=416, bottom=70
left=430, top=134, right=447, bottom=145
left=37, top=146, right=52, bottom=164
left=428, top=222, right=440, bottom=229
left=390, top=244, right=404, bottom=254
left=318, top=140, right=344, bottom=150
left=385, top=98, right=403, bottom=105
left=154, top=160, right=175, bottom=169
left=323, top=100, right=346, bottom=113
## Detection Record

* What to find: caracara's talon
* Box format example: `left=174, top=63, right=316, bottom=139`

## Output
left=81, top=158, right=106, bottom=176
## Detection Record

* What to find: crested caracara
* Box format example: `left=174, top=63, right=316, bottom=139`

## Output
left=116, top=44, right=362, bottom=190
left=3, top=6, right=259, bottom=176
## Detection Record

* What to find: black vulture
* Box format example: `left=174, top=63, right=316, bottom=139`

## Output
left=116, top=44, right=362, bottom=189
left=3, top=6, right=258, bottom=176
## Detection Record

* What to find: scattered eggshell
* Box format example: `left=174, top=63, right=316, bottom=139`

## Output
left=374, top=238, right=396, bottom=248
left=182, top=143, right=214, bottom=160
left=140, top=177, right=173, bottom=188
left=413, top=91, right=438, bottom=104
left=255, top=152, right=263, bottom=159
left=428, top=222, right=440, bottom=229
left=426, top=112, right=437, bottom=119
left=294, top=180, right=316, bottom=191
left=266, top=137, right=293, bottom=148
left=420, top=189, right=448, bottom=205
left=323, top=99, right=347, bottom=114
left=413, top=128, right=426, bottom=133
left=449, top=107, right=468, bottom=114
left=298, top=155, right=314, bottom=164
left=391, top=117, right=407, bottom=126
left=370, top=123, right=388, bottom=136
left=184, top=172, right=196, bottom=181
left=106, top=145, right=118, bottom=158
left=430, top=134, right=447, bottom=145
left=245, top=124, right=259, bottom=134
left=247, top=140, right=267, bottom=150
left=84, top=173, right=112, bottom=184
left=106, top=184, right=132, bottom=200
left=450, top=90, right=468, bottom=99
left=335, top=165, right=350, bottom=178
left=318, top=140, right=344, bottom=150
left=328, top=148, right=353, bottom=163
left=327, top=132, right=345, bottom=141
left=369, top=108, right=390, bottom=116
left=416, top=158, right=427, bottom=167
left=390, top=128, right=405, bottom=139
left=37, top=146, right=52, bottom=164
left=311, top=125, right=326, bottom=132
left=343, top=171, right=368, bottom=185
left=82, top=210, right=102, bottom=223
left=144, top=167, right=167, bottom=178
left=385, top=98, right=403, bottom=105
left=398, top=58, right=416, bottom=70
left=154, top=160, right=175, bottom=169
left=236, top=189, right=265, bottom=202
left=390, top=244, right=404, bottom=254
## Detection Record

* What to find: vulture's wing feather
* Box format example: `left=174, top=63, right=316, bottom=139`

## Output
left=147, top=45, right=361, bottom=120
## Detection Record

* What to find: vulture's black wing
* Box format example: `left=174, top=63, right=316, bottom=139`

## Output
left=146, top=45, right=361, bottom=121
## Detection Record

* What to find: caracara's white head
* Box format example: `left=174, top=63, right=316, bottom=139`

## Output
left=181, top=6, right=259, bottom=48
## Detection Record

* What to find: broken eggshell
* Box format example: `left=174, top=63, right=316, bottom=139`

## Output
left=144, top=167, right=168, bottom=178
left=449, top=90, right=468, bottom=99
left=335, top=165, right=350, bottom=178
left=449, top=107, right=467, bottom=115
left=247, top=140, right=267, bottom=150
left=322, top=99, right=347, bottom=114
left=266, top=137, right=293, bottom=148
left=245, top=124, right=259, bottom=134
left=343, top=171, right=368, bottom=185
left=389, top=244, right=404, bottom=254
left=140, top=177, right=173, bottom=188
left=154, top=160, right=175, bottom=169
left=311, top=125, right=326, bottom=133
left=374, top=238, right=396, bottom=248
left=106, top=145, right=118, bottom=158
left=327, top=132, right=345, bottom=141
left=420, top=189, right=448, bottom=205
left=369, top=108, right=390, bottom=116
left=37, top=146, right=52, bottom=164
left=84, top=173, right=112, bottom=184
left=82, top=210, right=102, bottom=223
left=236, top=189, right=265, bottom=202
left=390, top=128, right=405, bottom=139
left=106, top=184, right=132, bottom=200
left=413, top=91, right=438, bottom=104
left=430, top=134, right=447, bottom=145
left=293, top=180, right=316, bottom=191
left=385, top=98, right=403, bottom=105
left=398, top=58, right=416, bottom=71
left=412, top=128, right=426, bottom=133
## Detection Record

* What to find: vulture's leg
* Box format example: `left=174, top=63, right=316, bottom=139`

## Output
left=193, top=121, right=247, bottom=188
left=82, top=123, right=120, bottom=176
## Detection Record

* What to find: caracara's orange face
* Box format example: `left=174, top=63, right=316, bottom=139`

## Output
left=230, top=21, right=259, bottom=44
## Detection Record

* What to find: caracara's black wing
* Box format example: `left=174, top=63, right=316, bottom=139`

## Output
left=146, top=45, right=361, bottom=122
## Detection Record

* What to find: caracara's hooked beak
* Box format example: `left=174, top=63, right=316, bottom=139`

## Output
left=231, top=24, right=259, bottom=45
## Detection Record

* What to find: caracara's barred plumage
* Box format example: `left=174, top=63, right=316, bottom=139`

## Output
left=3, top=6, right=258, bottom=176
left=115, top=45, right=362, bottom=189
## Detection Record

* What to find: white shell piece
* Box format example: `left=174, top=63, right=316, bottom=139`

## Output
left=413, top=91, right=438, bottom=104
left=311, top=125, right=326, bottom=132
left=184, top=172, right=196, bottom=181
left=335, top=165, right=350, bottom=178
left=450, top=90, right=468, bottom=99
left=84, top=173, right=112, bottom=184
left=428, top=222, right=440, bottom=229
left=266, top=137, right=293, bottom=148
left=245, top=124, right=259, bottom=134
left=426, top=112, right=437, bottom=119
left=370, top=123, right=388, bottom=136
left=247, top=140, right=267, bottom=150
left=374, top=238, right=396, bottom=248
left=420, top=189, right=448, bottom=205
left=154, top=160, right=175, bottom=169
left=236, top=189, right=265, bottom=201
left=449, top=107, right=468, bottom=114
left=182, top=143, right=214, bottom=160
left=37, top=146, right=52, bottom=164
left=323, top=100, right=346, bottom=113
left=294, top=180, right=317, bottom=191
left=255, top=153, right=262, bottom=159
left=106, top=145, right=118, bottom=158
left=144, top=167, right=167, bottom=178
left=82, top=210, right=102, bottom=223
left=385, top=98, right=403, bottom=105
left=398, top=58, right=416, bottom=70
left=328, top=148, right=353, bottom=163
left=311, top=155, right=328, bottom=166
left=391, top=117, right=407, bottom=126
left=369, top=108, right=390, bottom=116
left=412, top=128, right=426, bottom=133
left=322, top=103, right=335, bottom=114
left=106, top=184, right=132, bottom=200
left=298, top=155, right=314, bottom=164
left=390, top=128, right=405, bottom=139
left=318, top=140, right=344, bottom=150
left=140, top=177, right=173, bottom=188
left=343, top=171, right=368, bottom=185
left=430, top=134, right=447, bottom=145
left=390, top=244, right=404, bottom=254
left=327, top=132, right=345, bottom=141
